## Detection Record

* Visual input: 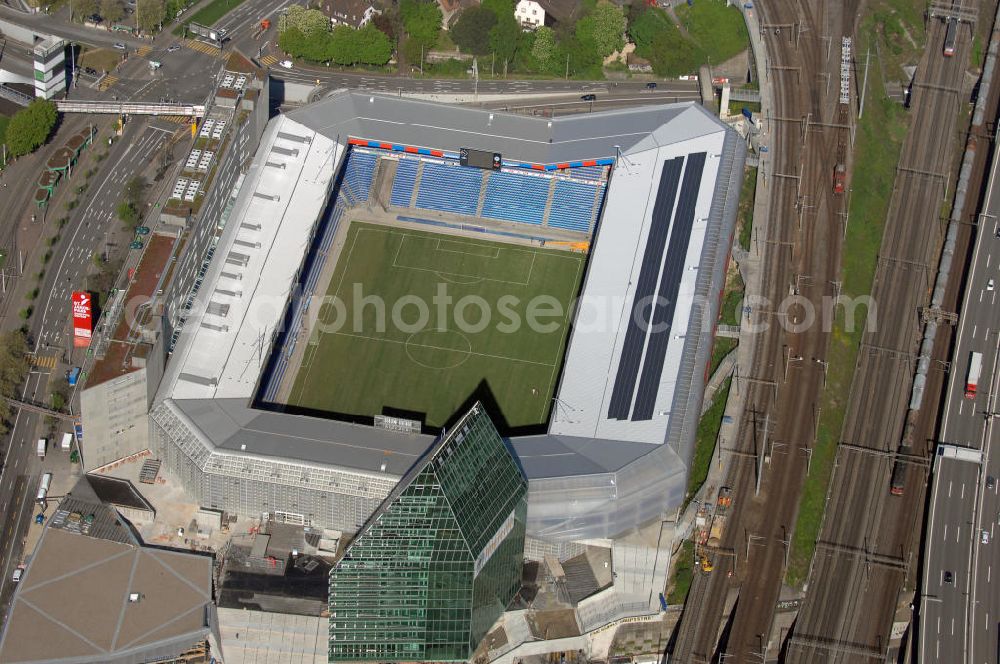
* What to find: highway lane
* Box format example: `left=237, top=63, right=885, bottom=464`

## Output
left=923, top=451, right=980, bottom=664
left=921, top=81, right=1000, bottom=664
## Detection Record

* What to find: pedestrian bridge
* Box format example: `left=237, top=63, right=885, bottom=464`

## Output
left=55, top=100, right=206, bottom=117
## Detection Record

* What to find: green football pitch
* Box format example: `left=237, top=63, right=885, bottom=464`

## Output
left=287, top=223, right=586, bottom=429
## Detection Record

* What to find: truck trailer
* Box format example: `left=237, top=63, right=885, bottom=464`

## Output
left=966, top=351, right=983, bottom=399
left=36, top=472, right=52, bottom=503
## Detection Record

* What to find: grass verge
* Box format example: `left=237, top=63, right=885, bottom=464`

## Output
left=0, top=115, right=8, bottom=159
left=785, top=16, right=910, bottom=587
left=175, top=0, right=249, bottom=34
left=674, top=0, right=749, bottom=67
left=719, top=272, right=745, bottom=328
left=709, top=337, right=737, bottom=378
left=738, top=166, right=757, bottom=251
left=685, top=376, right=731, bottom=505
left=666, top=539, right=696, bottom=605
left=79, top=48, right=123, bottom=74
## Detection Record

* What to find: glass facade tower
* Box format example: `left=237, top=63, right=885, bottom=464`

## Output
left=329, top=403, right=527, bottom=662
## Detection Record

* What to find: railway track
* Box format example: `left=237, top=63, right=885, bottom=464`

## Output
left=785, top=12, right=981, bottom=663
left=668, top=1, right=855, bottom=661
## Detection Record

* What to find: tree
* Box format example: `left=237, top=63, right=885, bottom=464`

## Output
left=531, top=25, right=557, bottom=69
left=281, top=5, right=331, bottom=36
left=5, top=100, right=57, bottom=158
left=101, top=0, right=125, bottom=24
left=371, top=11, right=398, bottom=43
left=124, top=175, right=147, bottom=208
left=578, top=2, right=624, bottom=58
left=451, top=6, right=496, bottom=55
left=489, top=13, right=520, bottom=72
left=116, top=200, right=139, bottom=226
left=136, top=0, right=165, bottom=32
left=73, top=0, right=99, bottom=21
left=400, top=0, right=441, bottom=50
left=354, top=24, right=393, bottom=64
left=0, top=331, right=29, bottom=435
left=628, top=5, right=668, bottom=54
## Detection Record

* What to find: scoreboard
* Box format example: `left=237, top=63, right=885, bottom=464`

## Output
left=460, top=148, right=502, bottom=170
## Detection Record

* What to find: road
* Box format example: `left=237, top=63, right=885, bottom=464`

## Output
left=786, top=15, right=975, bottom=663
left=920, top=63, right=1000, bottom=663
left=669, top=1, right=851, bottom=660
left=0, top=115, right=169, bottom=617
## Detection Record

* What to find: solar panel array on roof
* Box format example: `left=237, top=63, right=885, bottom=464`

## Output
left=632, top=152, right=706, bottom=420
left=607, top=156, right=684, bottom=420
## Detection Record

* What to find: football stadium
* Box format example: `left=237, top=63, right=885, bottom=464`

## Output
left=149, top=90, right=745, bottom=630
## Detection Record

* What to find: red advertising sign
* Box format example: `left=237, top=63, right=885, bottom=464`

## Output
left=71, top=291, right=92, bottom=348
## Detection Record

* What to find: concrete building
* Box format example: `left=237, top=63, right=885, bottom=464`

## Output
left=32, top=36, right=66, bottom=99
left=0, top=477, right=216, bottom=664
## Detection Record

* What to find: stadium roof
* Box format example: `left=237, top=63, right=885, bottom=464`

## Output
left=286, top=89, right=708, bottom=166
left=156, top=95, right=745, bottom=539
left=163, top=115, right=342, bottom=402
left=173, top=398, right=434, bottom=476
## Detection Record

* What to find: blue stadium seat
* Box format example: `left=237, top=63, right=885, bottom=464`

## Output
left=390, top=158, right=418, bottom=208
left=565, top=165, right=606, bottom=181
left=341, top=150, right=377, bottom=204
left=415, top=162, right=482, bottom=216
left=482, top=171, right=548, bottom=225
left=548, top=180, right=599, bottom=233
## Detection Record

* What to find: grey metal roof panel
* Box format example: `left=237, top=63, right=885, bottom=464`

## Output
left=511, top=434, right=656, bottom=478
left=286, top=90, right=698, bottom=165
left=172, top=398, right=436, bottom=476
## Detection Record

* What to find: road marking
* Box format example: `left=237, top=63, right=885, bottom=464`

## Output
left=962, top=483, right=966, bottom=499
left=945, top=524, right=949, bottom=540
left=949, top=481, right=953, bottom=497
left=974, top=325, right=978, bottom=338
left=957, top=525, right=961, bottom=542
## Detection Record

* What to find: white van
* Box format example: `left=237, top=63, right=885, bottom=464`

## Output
left=60, top=433, right=72, bottom=450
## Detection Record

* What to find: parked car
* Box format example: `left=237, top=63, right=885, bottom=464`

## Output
left=580, top=93, right=597, bottom=101
left=279, top=59, right=293, bottom=69
left=135, top=226, right=150, bottom=235
left=130, top=240, right=144, bottom=250
left=988, top=279, right=995, bottom=292
left=11, top=567, right=23, bottom=583
left=646, top=82, right=658, bottom=89
left=987, top=475, right=996, bottom=490
left=983, top=530, right=990, bottom=545
left=167, top=44, right=180, bottom=52
left=113, top=42, right=127, bottom=50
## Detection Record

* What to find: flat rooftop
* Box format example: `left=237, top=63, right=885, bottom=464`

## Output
left=87, top=233, right=179, bottom=388
left=0, top=518, right=212, bottom=663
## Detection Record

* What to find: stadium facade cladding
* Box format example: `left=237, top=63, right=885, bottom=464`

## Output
left=148, top=90, right=746, bottom=545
